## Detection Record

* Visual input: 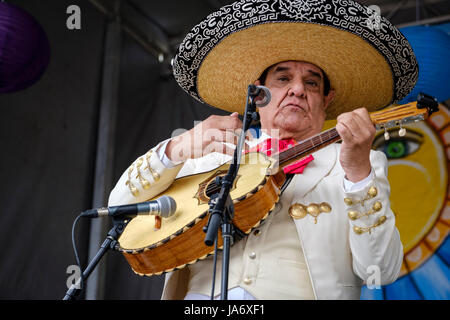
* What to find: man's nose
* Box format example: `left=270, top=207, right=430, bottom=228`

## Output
left=287, top=80, right=306, bottom=97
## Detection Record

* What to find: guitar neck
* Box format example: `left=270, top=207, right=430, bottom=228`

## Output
left=277, top=128, right=341, bottom=168
left=276, top=100, right=432, bottom=168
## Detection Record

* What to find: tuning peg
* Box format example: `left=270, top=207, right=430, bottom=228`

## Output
left=384, top=128, right=390, bottom=140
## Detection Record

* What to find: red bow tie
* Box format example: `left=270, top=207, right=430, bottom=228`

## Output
left=246, top=138, right=314, bottom=174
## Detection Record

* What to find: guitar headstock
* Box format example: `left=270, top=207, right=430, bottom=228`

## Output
left=370, top=93, right=439, bottom=140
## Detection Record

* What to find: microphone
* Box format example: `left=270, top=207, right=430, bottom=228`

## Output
left=81, top=195, right=177, bottom=219
left=249, top=85, right=271, bottom=107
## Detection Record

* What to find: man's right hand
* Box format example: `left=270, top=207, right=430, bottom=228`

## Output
left=165, top=112, right=244, bottom=163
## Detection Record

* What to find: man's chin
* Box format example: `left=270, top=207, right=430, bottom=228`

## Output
left=277, top=111, right=307, bottom=126
left=273, top=118, right=309, bottom=136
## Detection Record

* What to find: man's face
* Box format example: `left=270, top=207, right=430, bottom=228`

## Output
left=256, top=61, right=334, bottom=140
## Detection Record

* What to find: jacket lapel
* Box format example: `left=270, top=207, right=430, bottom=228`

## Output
left=288, top=143, right=340, bottom=299
left=289, top=143, right=338, bottom=199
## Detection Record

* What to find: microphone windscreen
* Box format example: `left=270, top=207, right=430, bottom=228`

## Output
left=255, top=86, right=271, bottom=107
left=157, top=195, right=177, bottom=218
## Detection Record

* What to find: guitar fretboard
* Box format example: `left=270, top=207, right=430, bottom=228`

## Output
left=277, top=128, right=341, bottom=167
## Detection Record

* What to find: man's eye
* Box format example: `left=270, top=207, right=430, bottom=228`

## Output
left=306, top=81, right=318, bottom=86
left=372, top=128, right=423, bottom=159
left=278, top=77, right=289, bottom=81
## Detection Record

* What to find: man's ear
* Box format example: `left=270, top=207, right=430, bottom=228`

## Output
left=323, top=89, right=335, bottom=110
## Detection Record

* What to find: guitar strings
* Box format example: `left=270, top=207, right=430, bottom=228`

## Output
left=277, top=128, right=340, bottom=165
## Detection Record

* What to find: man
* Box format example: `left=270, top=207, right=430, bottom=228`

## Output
left=108, top=0, right=418, bottom=299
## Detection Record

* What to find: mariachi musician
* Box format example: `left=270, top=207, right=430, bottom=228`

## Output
left=109, top=0, right=418, bottom=300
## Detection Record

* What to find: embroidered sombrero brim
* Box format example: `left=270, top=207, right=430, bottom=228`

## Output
left=172, top=0, right=418, bottom=120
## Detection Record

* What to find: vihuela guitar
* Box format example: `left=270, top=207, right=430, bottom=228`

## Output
left=116, top=94, right=438, bottom=277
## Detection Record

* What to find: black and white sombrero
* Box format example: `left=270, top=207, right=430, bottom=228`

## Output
left=172, top=0, right=418, bottom=119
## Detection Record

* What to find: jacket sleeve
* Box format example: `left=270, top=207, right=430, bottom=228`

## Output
left=344, top=150, right=403, bottom=286
left=108, top=139, right=184, bottom=206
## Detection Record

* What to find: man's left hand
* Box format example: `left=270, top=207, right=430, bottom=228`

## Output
left=336, top=108, right=376, bottom=182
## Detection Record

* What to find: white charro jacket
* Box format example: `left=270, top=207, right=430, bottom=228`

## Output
left=108, top=136, right=403, bottom=300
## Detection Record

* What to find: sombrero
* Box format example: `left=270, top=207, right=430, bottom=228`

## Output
left=172, top=0, right=418, bottom=120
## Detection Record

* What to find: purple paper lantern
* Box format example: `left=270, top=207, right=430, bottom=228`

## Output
left=0, top=2, right=50, bottom=93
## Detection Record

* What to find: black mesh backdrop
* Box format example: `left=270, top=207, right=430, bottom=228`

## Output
left=0, top=0, right=105, bottom=299
left=0, top=0, right=227, bottom=299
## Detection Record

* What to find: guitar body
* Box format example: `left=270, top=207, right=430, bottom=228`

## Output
left=117, top=152, right=285, bottom=276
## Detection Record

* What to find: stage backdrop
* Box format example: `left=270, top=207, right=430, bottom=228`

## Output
left=0, top=0, right=226, bottom=300
left=0, top=0, right=106, bottom=299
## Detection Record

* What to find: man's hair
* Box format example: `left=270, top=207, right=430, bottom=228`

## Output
left=258, top=64, right=331, bottom=96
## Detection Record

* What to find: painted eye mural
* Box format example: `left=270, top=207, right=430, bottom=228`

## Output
left=360, top=104, right=450, bottom=300
left=359, top=23, right=450, bottom=300
left=372, top=130, right=423, bottom=160
left=320, top=103, right=450, bottom=300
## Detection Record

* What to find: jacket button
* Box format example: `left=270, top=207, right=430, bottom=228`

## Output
left=368, top=186, right=378, bottom=198
left=249, top=252, right=256, bottom=259
left=243, top=277, right=252, bottom=285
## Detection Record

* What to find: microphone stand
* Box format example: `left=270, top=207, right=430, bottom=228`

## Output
left=203, top=84, right=261, bottom=300
left=63, top=218, right=127, bottom=300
